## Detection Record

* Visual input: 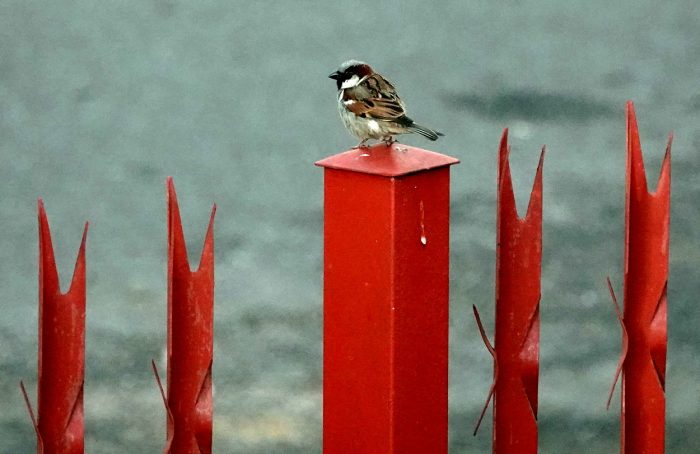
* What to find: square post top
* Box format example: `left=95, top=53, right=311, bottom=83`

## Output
left=315, top=143, right=459, bottom=177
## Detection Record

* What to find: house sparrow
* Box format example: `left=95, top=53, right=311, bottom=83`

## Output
left=329, top=60, right=443, bottom=147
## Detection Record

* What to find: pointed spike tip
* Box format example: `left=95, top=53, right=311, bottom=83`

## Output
left=37, top=198, right=48, bottom=226
left=626, top=100, right=648, bottom=194
left=497, top=129, right=517, bottom=219
left=37, top=198, right=60, bottom=293
left=167, top=175, right=190, bottom=271
left=652, top=136, right=672, bottom=197
left=500, top=127, right=509, bottom=143
left=525, top=146, right=545, bottom=220
left=498, top=128, right=510, bottom=161
left=166, top=176, right=178, bottom=206
left=196, top=203, right=218, bottom=272
left=205, top=203, right=217, bottom=240
left=209, top=204, right=217, bottom=226
left=626, top=100, right=638, bottom=134
left=66, top=221, right=89, bottom=295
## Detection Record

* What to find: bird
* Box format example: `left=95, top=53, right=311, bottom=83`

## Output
left=329, top=60, right=443, bottom=148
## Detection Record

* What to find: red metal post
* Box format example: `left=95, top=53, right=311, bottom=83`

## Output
left=154, top=178, right=216, bottom=453
left=21, top=200, right=88, bottom=453
left=473, top=130, right=543, bottom=453
left=317, top=144, right=458, bottom=454
left=609, top=101, right=671, bottom=453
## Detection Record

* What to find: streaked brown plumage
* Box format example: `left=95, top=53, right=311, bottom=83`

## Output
left=329, top=60, right=443, bottom=147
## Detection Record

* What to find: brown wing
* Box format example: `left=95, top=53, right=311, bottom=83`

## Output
left=342, top=73, right=407, bottom=121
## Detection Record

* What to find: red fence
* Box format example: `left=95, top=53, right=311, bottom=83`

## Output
left=21, top=178, right=216, bottom=453
left=19, top=102, right=671, bottom=453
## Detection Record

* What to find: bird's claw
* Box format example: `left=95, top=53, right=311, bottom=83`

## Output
left=353, top=139, right=370, bottom=149
left=382, top=136, right=397, bottom=146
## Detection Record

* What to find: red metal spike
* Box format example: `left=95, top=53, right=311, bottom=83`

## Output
left=164, top=178, right=216, bottom=454
left=481, top=129, right=543, bottom=453
left=26, top=200, right=88, bottom=453
left=617, top=101, right=671, bottom=453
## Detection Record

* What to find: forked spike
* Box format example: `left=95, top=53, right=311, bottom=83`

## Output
left=162, top=178, right=215, bottom=453
left=26, top=201, right=88, bottom=452
left=475, top=133, right=543, bottom=453
left=615, top=101, right=671, bottom=453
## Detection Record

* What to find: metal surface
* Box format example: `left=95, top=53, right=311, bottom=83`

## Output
left=317, top=143, right=458, bottom=453
left=156, top=178, right=216, bottom=453
left=609, top=102, right=671, bottom=453
left=474, top=130, right=543, bottom=453
left=21, top=200, right=88, bottom=453
left=315, top=145, right=459, bottom=177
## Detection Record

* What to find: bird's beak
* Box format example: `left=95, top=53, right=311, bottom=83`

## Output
left=328, top=71, right=341, bottom=80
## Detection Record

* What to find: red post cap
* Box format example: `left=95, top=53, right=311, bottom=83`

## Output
left=315, top=143, right=459, bottom=177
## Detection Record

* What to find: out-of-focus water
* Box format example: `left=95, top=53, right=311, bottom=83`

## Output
left=1, top=1, right=699, bottom=452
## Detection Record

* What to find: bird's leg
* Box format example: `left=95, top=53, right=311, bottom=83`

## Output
left=382, top=136, right=397, bottom=146
left=383, top=136, right=407, bottom=152
left=354, top=138, right=369, bottom=149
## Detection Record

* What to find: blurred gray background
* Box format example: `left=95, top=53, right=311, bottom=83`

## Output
left=1, top=0, right=699, bottom=452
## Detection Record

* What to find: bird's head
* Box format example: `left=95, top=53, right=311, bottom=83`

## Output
left=329, top=60, right=374, bottom=90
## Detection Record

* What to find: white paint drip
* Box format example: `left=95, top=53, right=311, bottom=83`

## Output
left=420, top=200, right=427, bottom=246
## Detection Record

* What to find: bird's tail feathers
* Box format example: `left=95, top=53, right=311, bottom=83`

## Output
left=408, top=124, right=443, bottom=141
